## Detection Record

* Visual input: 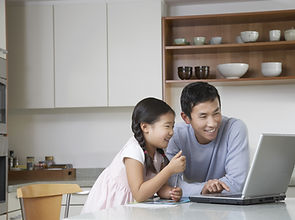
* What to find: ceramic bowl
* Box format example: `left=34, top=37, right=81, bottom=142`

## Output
left=240, top=31, right=259, bottom=42
left=178, top=66, right=192, bottom=80
left=210, top=37, right=222, bottom=45
left=284, top=28, right=295, bottom=41
left=174, top=38, right=187, bottom=45
left=217, top=63, right=249, bottom=79
left=193, top=37, right=206, bottom=45
left=195, top=66, right=210, bottom=79
left=261, top=62, right=282, bottom=77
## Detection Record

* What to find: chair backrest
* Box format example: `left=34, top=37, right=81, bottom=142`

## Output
left=17, top=183, right=82, bottom=220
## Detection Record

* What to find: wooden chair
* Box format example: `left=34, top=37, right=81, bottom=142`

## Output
left=17, top=183, right=82, bottom=220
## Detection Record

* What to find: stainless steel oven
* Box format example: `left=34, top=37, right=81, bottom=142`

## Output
left=0, top=58, right=7, bottom=135
left=0, top=135, right=8, bottom=215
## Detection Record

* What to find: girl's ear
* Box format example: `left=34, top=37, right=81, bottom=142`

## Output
left=140, top=122, right=150, bottom=133
left=181, top=112, right=191, bottom=124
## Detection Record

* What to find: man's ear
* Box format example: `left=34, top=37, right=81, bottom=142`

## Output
left=181, top=112, right=191, bottom=124
left=140, top=122, right=149, bottom=133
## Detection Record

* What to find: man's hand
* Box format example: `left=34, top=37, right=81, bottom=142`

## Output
left=201, top=179, right=230, bottom=194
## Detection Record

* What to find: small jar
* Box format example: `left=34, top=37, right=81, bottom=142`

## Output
left=45, top=156, right=55, bottom=168
left=26, top=156, right=34, bottom=170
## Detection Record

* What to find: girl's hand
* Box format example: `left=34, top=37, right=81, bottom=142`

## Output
left=168, top=150, right=186, bottom=174
left=169, top=187, right=182, bottom=202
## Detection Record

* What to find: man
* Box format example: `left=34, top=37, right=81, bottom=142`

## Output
left=166, top=82, right=249, bottom=196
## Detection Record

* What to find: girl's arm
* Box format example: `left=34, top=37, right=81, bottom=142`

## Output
left=124, top=151, right=185, bottom=202
left=157, top=184, right=182, bottom=201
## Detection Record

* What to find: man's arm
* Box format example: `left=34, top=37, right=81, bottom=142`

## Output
left=219, top=119, right=250, bottom=193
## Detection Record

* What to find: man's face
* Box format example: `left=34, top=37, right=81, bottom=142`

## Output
left=181, top=97, right=222, bottom=144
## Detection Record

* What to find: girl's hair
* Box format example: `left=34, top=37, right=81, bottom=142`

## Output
left=131, top=97, right=175, bottom=175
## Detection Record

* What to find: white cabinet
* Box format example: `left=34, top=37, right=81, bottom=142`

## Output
left=0, top=214, right=6, bottom=220
left=7, top=4, right=55, bottom=109
left=7, top=0, right=162, bottom=109
left=108, top=0, right=162, bottom=106
left=0, top=0, right=7, bottom=59
left=54, top=2, right=108, bottom=107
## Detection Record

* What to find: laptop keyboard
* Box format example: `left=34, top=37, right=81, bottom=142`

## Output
left=205, top=193, right=242, bottom=198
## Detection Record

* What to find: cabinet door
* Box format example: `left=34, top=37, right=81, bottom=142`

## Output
left=0, top=214, right=7, bottom=220
left=7, top=4, right=54, bottom=109
left=54, top=2, right=108, bottom=107
left=0, top=0, right=6, bottom=59
left=108, top=1, right=162, bottom=106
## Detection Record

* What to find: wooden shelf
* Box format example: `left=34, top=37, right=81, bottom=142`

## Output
left=164, top=9, right=295, bottom=26
left=165, top=76, right=295, bottom=86
left=165, top=41, right=295, bottom=54
left=8, top=168, right=76, bottom=184
left=162, top=9, right=295, bottom=101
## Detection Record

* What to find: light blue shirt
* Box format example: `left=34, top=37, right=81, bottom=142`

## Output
left=166, top=116, right=250, bottom=196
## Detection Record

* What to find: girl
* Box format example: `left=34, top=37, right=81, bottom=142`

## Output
left=82, top=97, right=186, bottom=213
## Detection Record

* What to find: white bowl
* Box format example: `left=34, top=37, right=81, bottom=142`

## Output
left=174, top=38, right=187, bottom=45
left=284, top=29, right=295, bottom=41
left=240, top=31, right=259, bottom=42
left=217, top=63, right=249, bottom=79
left=193, top=37, right=206, bottom=45
left=261, top=62, right=282, bottom=77
left=210, top=36, right=222, bottom=45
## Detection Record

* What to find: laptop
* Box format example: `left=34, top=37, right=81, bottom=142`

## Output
left=189, top=133, right=295, bottom=205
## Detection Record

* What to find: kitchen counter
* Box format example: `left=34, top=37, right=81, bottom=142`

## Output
left=8, top=168, right=104, bottom=192
left=64, top=198, right=295, bottom=220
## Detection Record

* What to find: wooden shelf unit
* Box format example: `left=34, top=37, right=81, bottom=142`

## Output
left=162, top=9, right=295, bottom=100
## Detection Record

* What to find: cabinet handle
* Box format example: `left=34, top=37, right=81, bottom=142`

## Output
left=0, top=48, right=8, bottom=54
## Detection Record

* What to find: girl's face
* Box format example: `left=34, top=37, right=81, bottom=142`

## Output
left=142, top=112, right=175, bottom=151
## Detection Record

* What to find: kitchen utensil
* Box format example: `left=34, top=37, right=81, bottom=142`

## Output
left=284, top=28, right=295, bottom=41
left=217, top=63, right=249, bottom=79
left=193, top=37, right=206, bottom=45
left=210, top=37, right=222, bottom=45
left=269, top=30, right=281, bottom=41
left=261, top=62, right=282, bottom=76
left=195, top=66, right=210, bottom=79
left=240, top=31, right=259, bottom=42
left=236, top=36, right=244, bottom=43
left=174, top=38, right=187, bottom=45
left=178, top=66, right=192, bottom=80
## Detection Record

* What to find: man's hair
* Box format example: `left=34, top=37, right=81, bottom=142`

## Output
left=181, top=82, right=221, bottom=119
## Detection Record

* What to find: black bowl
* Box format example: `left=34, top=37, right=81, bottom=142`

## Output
left=178, top=66, right=192, bottom=80
left=195, top=66, right=209, bottom=79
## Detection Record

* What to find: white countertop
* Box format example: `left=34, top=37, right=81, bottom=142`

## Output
left=64, top=198, right=295, bottom=220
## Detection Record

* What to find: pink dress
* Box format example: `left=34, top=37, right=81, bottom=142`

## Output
left=81, top=136, right=164, bottom=213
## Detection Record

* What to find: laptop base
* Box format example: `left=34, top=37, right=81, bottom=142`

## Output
left=189, top=195, right=286, bottom=205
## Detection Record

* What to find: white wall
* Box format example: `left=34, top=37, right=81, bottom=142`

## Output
left=8, top=108, right=133, bottom=168
left=7, top=0, right=295, bottom=168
